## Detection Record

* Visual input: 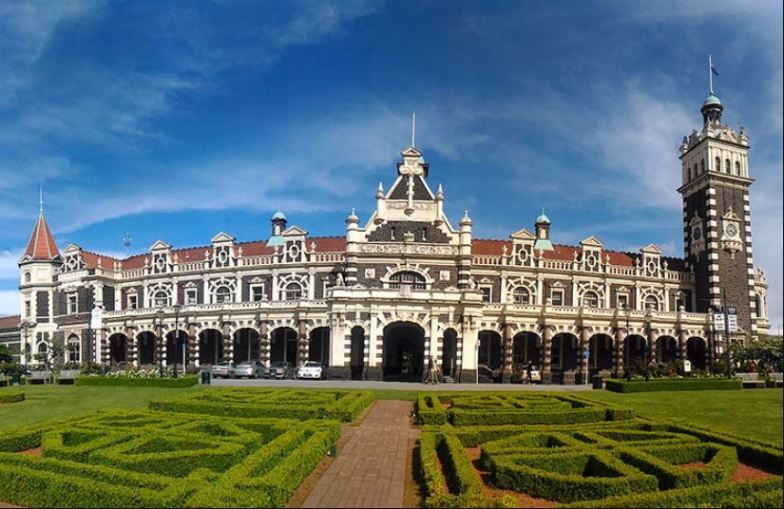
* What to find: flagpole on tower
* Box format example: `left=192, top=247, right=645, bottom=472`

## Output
left=709, top=54, right=714, bottom=94
left=411, top=112, right=416, bottom=148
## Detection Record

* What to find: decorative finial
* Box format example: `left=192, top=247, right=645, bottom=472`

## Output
left=411, top=112, right=416, bottom=147
left=39, top=186, right=44, bottom=214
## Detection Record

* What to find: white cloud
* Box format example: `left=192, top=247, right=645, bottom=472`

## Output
left=0, top=250, right=22, bottom=280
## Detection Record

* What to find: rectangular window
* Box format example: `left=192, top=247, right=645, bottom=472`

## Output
left=251, top=286, right=264, bottom=302
left=67, top=294, right=78, bottom=314
left=128, top=295, right=138, bottom=310
left=481, top=287, right=492, bottom=303
left=25, top=300, right=31, bottom=317
left=551, top=290, right=564, bottom=306
left=617, top=294, right=629, bottom=309
left=675, top=297, right=685, bottom=311
left=185, top=289, right=197, bottom=305
left=551, top=336, right=562, bottom=368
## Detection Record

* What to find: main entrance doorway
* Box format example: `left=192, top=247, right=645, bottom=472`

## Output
left=383, top=322, right=425, bottom=382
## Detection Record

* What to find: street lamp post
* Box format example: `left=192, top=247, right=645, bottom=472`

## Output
left=156, top=308, right=165, bottom=377
left=644, top=314, right=651, bottom=382
left=173, top=304, right=181, bottom=378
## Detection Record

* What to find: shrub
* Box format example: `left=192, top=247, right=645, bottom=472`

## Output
left=0, top=391, right=25, bottom=403
left=604, top=378, right=741, bottom=393
left=416, top=394, right=448, bottom=425
left=75, top=375, right=198, bottom=388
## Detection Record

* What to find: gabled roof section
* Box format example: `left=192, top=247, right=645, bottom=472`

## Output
left=510, top=228, right=536, bottom=241
left=0, top=315, right=20, bottom=330
left=21, top=212, right=60, bottom=263
left=211, top=232, right=235, bottom=244
left=149, top=240, right=172, bottom=251
left=641, top=243, right=662, bottom=255
left=580, top=236, right=604, bottom=248
left=283, top=225, right=308, bottom=237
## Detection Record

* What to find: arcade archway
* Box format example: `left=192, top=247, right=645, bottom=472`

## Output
left=383, top=322, right=426, bottom=382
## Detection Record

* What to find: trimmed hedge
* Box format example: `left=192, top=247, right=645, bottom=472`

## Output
left=75, top=375, right=199, bottom=388
left=560, top=478, right=783, bottom=508
left=150, top=388, right=373, bottom=422
left=604, top=378, right=741, bottom=393
left=0, top=391, right=25, bottom=403
left=0, top=408, right=341, bottom=508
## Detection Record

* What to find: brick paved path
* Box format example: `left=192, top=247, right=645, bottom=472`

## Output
left=302, top=400, right=418, bottom=508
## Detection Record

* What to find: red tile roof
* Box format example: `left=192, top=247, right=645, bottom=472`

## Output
left=22, top=213, right=59, bottom=261
left=80, top=236, right=348, bottom=269
left=0, top=315, right=20, bottom=329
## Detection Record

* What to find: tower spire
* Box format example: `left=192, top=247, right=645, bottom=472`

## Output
left=39, top=186, right=43, bottom=214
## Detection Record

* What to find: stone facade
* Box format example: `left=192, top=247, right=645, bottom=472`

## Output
left=12, top=93, right=770, bottom=383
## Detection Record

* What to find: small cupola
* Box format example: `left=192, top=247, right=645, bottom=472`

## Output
left=534, top=210, right=553, bottom=252
left=268, top=210, right=287, bottom=246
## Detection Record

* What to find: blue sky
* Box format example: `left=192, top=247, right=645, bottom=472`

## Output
left=0, top=0, right=781, bottom=329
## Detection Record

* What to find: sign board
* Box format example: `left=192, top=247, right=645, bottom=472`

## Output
left=683, top=360, right=692, bottom=373
left=713, top=313, right=725, bottom=330
left=90, top=306, right=103, bottom=330
left=727, top=315, right=738, bottom=332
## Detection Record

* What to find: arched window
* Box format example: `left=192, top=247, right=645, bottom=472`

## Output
left=735, top=161, right=741, bottom=176
left=715, top=156, right=720, bottom=171
left=645, top=295, right=660, bottom=311
left=687, top=167, right=692, bottom=180
left=24, top=272, right=31, bottom=283
left=725, top=159, right=731, bottom=174
left=700, top=158, right=705, bottom=173
left=582, top=291, right=599, bottom=308
left=389, top=271, right=426, bottom=290
left=153, top=290, right=169, bottom=308
left=285, top=282, right=302, bottom=301
left=67, top=336, right=80, bottom=363
left=37, top=343, right=48, bottom=354
left=512, top=287, right=531, bottom=304
left=215, top=286, right=233, bottom=304
left=692, top=164, right=697, bottom=179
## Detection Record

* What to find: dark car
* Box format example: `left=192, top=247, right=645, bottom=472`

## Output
left=268, top=361, right=294, bottom=379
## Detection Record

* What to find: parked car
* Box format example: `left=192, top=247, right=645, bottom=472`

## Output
left=297, top=361, right=324, bottom=380
left=231, top=360, right=265, bottom=379
left=268, top=361, right=293, bottom=379
left=210, top=362, right=234, bottom=379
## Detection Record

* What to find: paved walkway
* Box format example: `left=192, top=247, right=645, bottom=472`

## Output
left=301, top=401, right=418, bottom=508
left=213, top=379, right=593, bottom=391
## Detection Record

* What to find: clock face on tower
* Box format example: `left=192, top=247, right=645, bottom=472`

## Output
left=692, top=226, right=702, bottom=241
left=725, top=222, right=739, bottom=238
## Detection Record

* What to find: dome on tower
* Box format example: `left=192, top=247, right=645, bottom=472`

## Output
left=702, top=93, right=722, bottom=107
left=272, top=210, right=287, bottom=221
left=535, top=213, right=551, bottom=224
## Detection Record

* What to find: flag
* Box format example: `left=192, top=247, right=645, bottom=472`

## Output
left=711, top=64, right=719, bottom=76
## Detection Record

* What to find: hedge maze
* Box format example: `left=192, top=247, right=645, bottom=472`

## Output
left=416, top=393, right=783, bottom=508
left=0, top=389, right=373, bottom=508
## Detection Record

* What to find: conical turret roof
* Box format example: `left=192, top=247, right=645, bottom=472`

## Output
left=21, top=212, right=59, bottom=262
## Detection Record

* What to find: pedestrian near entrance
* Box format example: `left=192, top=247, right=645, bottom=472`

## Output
left=425, top=356, right=438, bottom=384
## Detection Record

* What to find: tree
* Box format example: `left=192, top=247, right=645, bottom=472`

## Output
left=732, top=335, right=783, bottom=377
left=0, top=344, right=11, bottom=363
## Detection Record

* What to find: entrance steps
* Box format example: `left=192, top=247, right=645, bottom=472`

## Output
left=442, top=375, right=455, bottom=384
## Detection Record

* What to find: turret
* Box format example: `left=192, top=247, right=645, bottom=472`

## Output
left=533, top=211, right=554, bottom=252
left=268, top=210, right=287, bottom=247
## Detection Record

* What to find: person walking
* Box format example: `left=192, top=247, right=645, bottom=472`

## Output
left=426, top=356, right=437, bottom=384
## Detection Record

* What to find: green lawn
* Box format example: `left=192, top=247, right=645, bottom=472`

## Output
left=0, top=384, right=206, bottom=430
left=578, top=388, right=783, bottom=446
left=2, top=385, right=781, bottom=447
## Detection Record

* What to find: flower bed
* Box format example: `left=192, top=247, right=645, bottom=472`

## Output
left=604, top=378, right=742, bottom=393
left=75, top=375, right=199, bottom=388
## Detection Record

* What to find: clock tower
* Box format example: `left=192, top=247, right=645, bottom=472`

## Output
left=678, top=84, right=760, bottom=337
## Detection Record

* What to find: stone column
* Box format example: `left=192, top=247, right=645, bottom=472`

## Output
left=541, top=324, right=553, bottom=383
left=188, top=323, right=198, bottom=368
left=223, top=322, right=233, bottom=364
left=678, top=329, right=687, bottom=361
left=579, top=327, right=590, bottom=384
left=614, top=327, right=626, bottom=378
left=647, top=328, right=657, bottom=371
left=298, top=320, right=308, bottom=366
left=259, top=321, right=270, bottom=365
left=501, top=322, right=513, bottom=383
